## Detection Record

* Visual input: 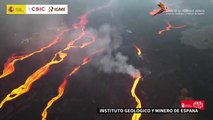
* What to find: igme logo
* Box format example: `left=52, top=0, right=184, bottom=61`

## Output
left=48, top=6, right=67, bottom=12
left=48, top=6, right=54, bottom=12
left=54, top=7, right=66, bottom=11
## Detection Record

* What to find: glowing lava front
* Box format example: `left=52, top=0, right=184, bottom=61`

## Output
left=134, top=45, right=142, bottom=56
left=158, top=21, right=186, bottom=35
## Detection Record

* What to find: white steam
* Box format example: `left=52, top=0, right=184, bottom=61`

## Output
left=86, top=24, right=141, bottom=78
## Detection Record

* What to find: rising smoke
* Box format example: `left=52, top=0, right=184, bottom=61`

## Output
left=86, top=24, right=141, bottom=78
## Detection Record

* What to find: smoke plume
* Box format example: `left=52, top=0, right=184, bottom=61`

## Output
left=86, top=24, right=141, bottom=78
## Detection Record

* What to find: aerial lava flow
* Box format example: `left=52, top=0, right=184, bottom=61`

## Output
left=158, top=21, right=186, bottom=35
left=131, top=76, right=142, bottom=120
left=131, top=46, right=143, bottom=120
left=0, top=2, right=109, bottom=109
left=0, top=29, right=70, bottom=79
left=0, top=1, right=144, bottom=120
left=41, top=50, right=98, bottom=120
left=41, top=48, right=103, bottom=120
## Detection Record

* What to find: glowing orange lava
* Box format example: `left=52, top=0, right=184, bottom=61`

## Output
left=0, top=2, right=144, bottom=120
left=0, top=29, right=70, bottom=79
left=158, top=21, right=186, bottom=35
left=0, top=51, right=67, bottom=108
left=41, top=78, right=67, bottom=120
left=0, top=27, right=89, bottom=109
left=133, top=45, right=142, bottom=56
left=131, top=76, right=142, bottom=120
left=131, top=45, right=143, bottom=120
left=0, top=2, right=110, bottom=109
left=41, top=49, right=103, bottom=120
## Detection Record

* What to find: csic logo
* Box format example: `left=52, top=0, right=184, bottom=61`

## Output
left=31, top=7, right=45, bottom=11
left=27, top=5, right=46, bottom=12
left=8, top=6, right=14, bottom=12
left=180, top=100, right=205, bottom=110
left=26, top=5, right=47, bottom=14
